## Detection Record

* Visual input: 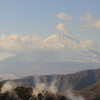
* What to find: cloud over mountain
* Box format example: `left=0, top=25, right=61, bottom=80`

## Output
left=0, top=33, right=99, bottom=62
left=56, top=23, right=70, bottom=35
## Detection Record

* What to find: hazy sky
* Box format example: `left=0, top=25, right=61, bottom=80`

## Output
left=0, top=0, right=100, bottom=61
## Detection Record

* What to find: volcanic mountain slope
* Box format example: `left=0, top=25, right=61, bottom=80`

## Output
left=0, top=86, right=69, bottom=100
left=75, top=82, right=100, bottom=100
left=0, top=54, right=100, bottom=77
left=1, top=68, right=100, bottom=92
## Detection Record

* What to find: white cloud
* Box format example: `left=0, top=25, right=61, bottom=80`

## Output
left=80, top=12, right=92, bottom=22
left=57, top=13, right=72, bottom=20
left=0, top=34, right=64, bottom=53
left=56, top=23, right=70, bottom=35
left=0, top=34, right=99, bottom=62
left=80, top=12, right=100, bottom=28
left=83, top=19, right=100, bottom=28
left=80, top=40, right=97, bottom=50
left=0, top=34, right=97, bottom=52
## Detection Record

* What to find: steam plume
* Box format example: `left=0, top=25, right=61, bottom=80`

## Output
left=66, top=90, right=85, bottom=100
left=1, top=81, right=17, bottom=93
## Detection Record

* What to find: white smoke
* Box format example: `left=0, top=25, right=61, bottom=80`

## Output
left=34, top=81, right=46, bottom=92
left=0, top=80, right=85, bottom=100
left=0, top=81, right=18, bottom=99
left=48, top=79, right=57, bottom=93
left=1, top=81, right=17, bottom=93
left=32, top=77, right=85, bottom=100
left=66, top=90, right=85, bottom=100
left=32, top=77, right=57, bottom=95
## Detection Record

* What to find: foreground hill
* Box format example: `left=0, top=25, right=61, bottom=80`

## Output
left=76, top=82, right=100, bottom=100
left=0, top=86, right=69, bottom=100
left=1, top=68, right=100, bottom=92
left=1, top=82, right=100, bottom=100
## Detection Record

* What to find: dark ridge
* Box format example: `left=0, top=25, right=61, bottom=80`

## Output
left=0, top=86, right=69, bottom=100
left=75, top=82, right=100, bottom=100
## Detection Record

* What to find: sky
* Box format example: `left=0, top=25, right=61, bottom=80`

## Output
left=0, top=0, right=100, bottom=39
left=0, top=0, right=100, bottom=78
left=0, top=0, right=100, bottom=58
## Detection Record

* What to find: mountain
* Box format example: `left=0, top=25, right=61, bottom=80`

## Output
left=0, top=69, right=100, bottom=100
left=0, top=54, right=100, bottom=78
left=75, top=82, right=100, bottom=100
left=1, top=68, right=100, bottom=93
